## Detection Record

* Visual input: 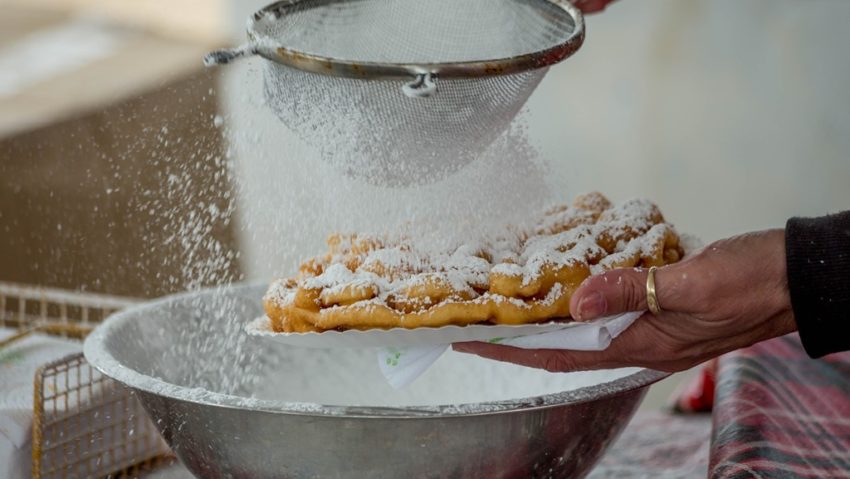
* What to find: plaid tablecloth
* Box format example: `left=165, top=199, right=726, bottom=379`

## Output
left=594, top=333, right=850, bottom=478
left=710, top=334, right=850, bottom=479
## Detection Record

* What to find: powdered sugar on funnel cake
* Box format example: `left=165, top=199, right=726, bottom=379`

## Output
left=256, top=192, right=685, bottom=345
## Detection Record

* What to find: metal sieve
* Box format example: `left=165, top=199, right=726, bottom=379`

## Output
left=206, top=0, right=585, bottom=186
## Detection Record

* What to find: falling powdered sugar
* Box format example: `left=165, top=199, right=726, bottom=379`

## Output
left=222, top=59, right=556, bottom=280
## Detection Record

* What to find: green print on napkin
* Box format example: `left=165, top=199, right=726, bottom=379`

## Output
left=385, top=348, right=402, bottom=367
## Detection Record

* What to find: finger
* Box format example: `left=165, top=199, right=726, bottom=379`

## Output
left=569, top=268, right=647, bottom=320
left=569, top=266, right=678, bottom=320
left=452, top=315, right=653, bottom=371
left=453, top=342, right=612, bottom=372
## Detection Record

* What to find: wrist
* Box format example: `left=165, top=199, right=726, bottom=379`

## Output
left=766, top=228, right=796, bottom=336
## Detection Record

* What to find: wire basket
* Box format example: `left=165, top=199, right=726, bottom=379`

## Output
left=0, top=282, right=135, bottom=338
left=0, top=282, right=172, bottom=478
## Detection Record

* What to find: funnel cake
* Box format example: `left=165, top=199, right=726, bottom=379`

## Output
left=264, top=193, right=684, bottom=333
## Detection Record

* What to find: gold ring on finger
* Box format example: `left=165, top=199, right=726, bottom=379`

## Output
left=646, top=266, right=662, bottom=315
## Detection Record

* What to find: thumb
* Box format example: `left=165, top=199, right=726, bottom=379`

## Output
left=569, top=268, right=654, bottom=321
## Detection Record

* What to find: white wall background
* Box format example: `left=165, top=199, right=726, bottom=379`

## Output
left=527, top=0, right=850, bottom=242
left=222, top=0, right=850, bottom=280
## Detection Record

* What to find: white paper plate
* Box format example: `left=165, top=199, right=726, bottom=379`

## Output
left=245, top=316, right=580, bottom=349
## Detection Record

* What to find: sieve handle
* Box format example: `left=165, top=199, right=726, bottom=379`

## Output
left=402, top=73, right=437, bottom=98
left=203, top=46, right=259, bottom=67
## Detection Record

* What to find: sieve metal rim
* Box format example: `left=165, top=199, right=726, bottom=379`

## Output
left=211, top=0, right=585, bottom=79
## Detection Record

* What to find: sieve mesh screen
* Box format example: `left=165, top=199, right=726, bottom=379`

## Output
left=263, top=63, right=548, bottom=185
left=211, top=0, right=582, bottom=185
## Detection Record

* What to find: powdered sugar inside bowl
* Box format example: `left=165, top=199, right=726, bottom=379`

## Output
left=84, top=284, right=667, bottom=478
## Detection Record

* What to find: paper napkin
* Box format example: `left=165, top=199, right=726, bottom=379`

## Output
left=378, top=311, right=643, bottom=389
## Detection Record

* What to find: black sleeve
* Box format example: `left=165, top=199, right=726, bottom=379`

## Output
left=786, top=211, right=850, bottom=358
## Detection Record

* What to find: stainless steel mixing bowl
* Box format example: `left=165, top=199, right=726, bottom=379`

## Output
left=84, top=284, right=667, bottom=478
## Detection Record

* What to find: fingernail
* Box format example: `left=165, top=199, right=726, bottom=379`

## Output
left=577, top=292, right=606, bottom=320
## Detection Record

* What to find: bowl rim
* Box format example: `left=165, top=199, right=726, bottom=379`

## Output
left=84, top=284, right=670, bottom=418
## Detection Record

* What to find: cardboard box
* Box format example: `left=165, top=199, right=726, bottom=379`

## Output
left=0, top=5, right=241, bottom=297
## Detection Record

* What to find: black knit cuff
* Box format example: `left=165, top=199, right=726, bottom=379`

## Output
left=786, top=212, right=850, bottom=358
